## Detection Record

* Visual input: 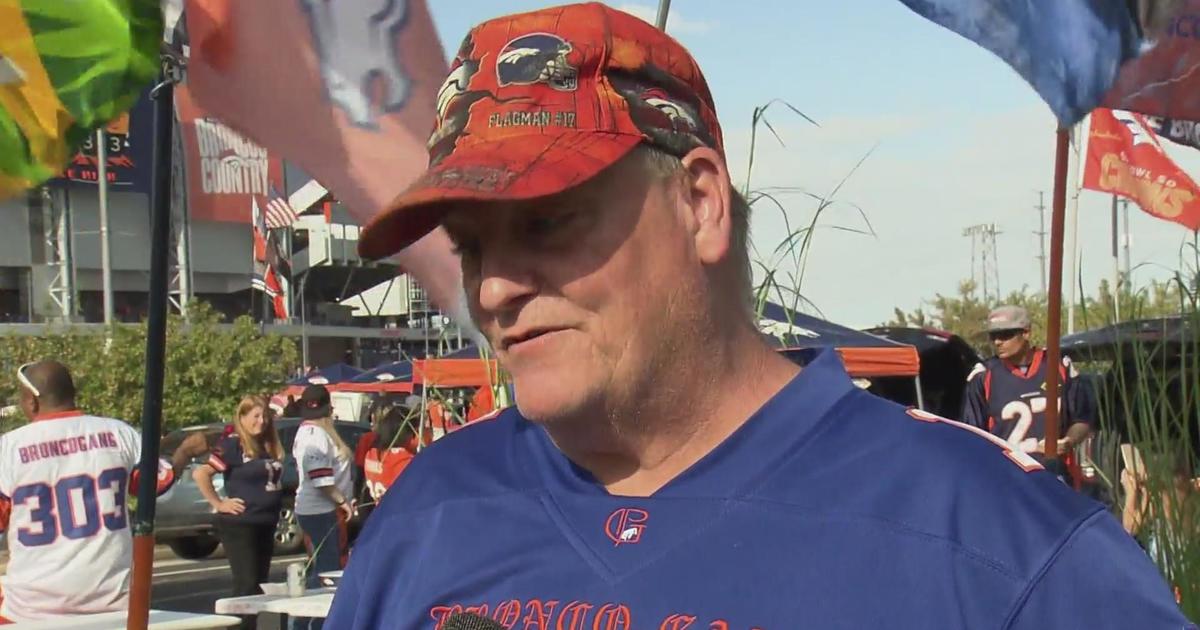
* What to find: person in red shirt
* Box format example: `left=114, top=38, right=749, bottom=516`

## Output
left=362, top=398, right=419, bottom=505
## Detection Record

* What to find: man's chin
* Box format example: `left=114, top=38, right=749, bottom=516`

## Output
left=511, top=377, right=593, bottom=425
left=514, top=396, right=584, bottom=425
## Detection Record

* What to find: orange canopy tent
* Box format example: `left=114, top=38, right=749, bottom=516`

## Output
left=411, top=357, right=500, bottom=388
left=409, top=357, right=504, bottom=445
left=760, top=303, right=921, bottom=379
left=762, top=303, right=923, bottom=407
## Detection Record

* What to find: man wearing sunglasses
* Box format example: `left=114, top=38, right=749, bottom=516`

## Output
left=961, top=306, right=1094, bottom=482
left=0, top=360, right=194, bottom=622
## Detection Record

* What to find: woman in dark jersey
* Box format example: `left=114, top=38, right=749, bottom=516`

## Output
left=193, top=395, right=285, bottom=629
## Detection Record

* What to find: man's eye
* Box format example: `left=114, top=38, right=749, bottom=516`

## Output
left=527, top=210, right=578, bottom=237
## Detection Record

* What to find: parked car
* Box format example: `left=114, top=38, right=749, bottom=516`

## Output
left=155, top=418, right=373, bottom=560
left=864, top=327, right=983, bottom=420
left=1062, top=316, right=1200, bottom=507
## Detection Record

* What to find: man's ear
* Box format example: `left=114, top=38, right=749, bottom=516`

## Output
left=679, top=146, right=733, bottom=265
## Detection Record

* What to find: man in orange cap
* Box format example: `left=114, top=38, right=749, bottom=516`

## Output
left=328, top=4, right=1190, bottom=628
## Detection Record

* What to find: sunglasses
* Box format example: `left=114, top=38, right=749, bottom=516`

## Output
left=16, top=362, right=39, bottom=397
left=988, top=329, right=1024, bottom=341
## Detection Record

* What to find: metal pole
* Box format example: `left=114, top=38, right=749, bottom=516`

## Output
left=300, top=273, right=310, bottom=369
left=282, top=163, right=294, bottom=323
left=177, top=193, right=192, bottom=315
left=1111, top=194, right=1122, bottom=322
left=1122, top=198, right=1131, bottom=288
left=127, top=69, right=175, bottom=630
left=655, top=0, right=672, bottom=29
left=284, top=223, right=294, bottom=323
left=1065, top=119, right=1085, bottom=334
left=60, top=187, right=76, bottom=323
left=97, top=128, right=114, bottom=326
left=1043, top=130, right=1069, bottom=462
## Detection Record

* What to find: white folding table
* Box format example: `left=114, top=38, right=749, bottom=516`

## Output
left=8, top=609, right=241, bottom=629
left=214, top=587, right=336, bottom=625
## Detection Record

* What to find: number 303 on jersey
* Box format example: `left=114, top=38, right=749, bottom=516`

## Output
left=12, top=466, right=129, bottom=546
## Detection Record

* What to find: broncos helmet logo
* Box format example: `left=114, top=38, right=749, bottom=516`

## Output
left=496, top=33, right=578, bottom=91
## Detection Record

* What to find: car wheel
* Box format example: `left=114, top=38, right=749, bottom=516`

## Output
left=167, top=534, right=220, bottom=560
left=275, top=497, right=304, bottom=555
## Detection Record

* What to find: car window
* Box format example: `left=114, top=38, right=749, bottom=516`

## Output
left=160, top=431, right=189, bottom=456
left=336, top=425, right=368, bottom=444
left=161, top=426, right=224, bottom=457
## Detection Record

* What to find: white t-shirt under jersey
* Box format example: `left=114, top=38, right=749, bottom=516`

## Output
left=0, top=411, right=141, bottom=622
left=293, top=422, right=353, bottom=516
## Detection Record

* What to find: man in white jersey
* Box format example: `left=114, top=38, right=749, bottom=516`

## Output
left=0, top=361, right=193, bottom=622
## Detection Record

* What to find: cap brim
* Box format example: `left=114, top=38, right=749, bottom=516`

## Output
left=300, top=403, right=332, bottom=419
left=357, top=131, right=643, bottom=260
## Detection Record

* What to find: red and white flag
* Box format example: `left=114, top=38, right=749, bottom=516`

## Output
left=1083, top=107, right=1200, bottom=231
left=183, top=0, right=464, bottom=319
left=1103, top=1, right=1200, bottom=122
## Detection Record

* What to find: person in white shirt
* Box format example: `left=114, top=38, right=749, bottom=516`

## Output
left=291, top=385, right=354, bottom=629
left=0, top=360, right=194, bottom=622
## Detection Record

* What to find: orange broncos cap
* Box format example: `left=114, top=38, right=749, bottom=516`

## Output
left=357, top=2, right=725, bottom=260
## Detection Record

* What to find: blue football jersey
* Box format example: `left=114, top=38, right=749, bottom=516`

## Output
left=961, top=349, right=1094, bottom=447
left=327, top=350, right=1191, bottom=629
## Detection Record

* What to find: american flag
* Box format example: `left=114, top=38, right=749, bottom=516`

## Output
left=264, top=184, right=299, bottom=228
left=250, top=196, right=288, bottom=318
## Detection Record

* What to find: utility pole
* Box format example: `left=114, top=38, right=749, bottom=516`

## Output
left=987, top=223, right=1000, bottom=301
left=967, top=228, right=977, bottom=288
left=1034, top=191, right=1048, bottom=296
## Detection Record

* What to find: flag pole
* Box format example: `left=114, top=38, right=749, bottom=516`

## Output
left=98, top=128, right=114, bottom=327
left=1065, top=118, right=1086, bottom=335
left=127, top=64, right=177, bottom=630
left=1111, top=194, right=1122, bottom=322
left=655, top=0, right=672, bottom=29
left=1043, top=129, right=1070, bottom=463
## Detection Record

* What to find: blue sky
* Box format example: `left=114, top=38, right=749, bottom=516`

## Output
left=428, top=1, right=1200, bottom=328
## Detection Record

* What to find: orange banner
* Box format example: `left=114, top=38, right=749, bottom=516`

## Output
left=183, top=0, right=465, bottom=319
left=1083, top=108, right=1200, bottom=231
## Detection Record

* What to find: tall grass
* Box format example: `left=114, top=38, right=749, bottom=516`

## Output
left=1082, top=239, right=1200, bottom=619
left=740, top=100, right=877, bottom=329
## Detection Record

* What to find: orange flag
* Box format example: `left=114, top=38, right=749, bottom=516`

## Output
left=183, top=0, right=465, bottom=318
left=1082, top=107, right=1200, bottom=231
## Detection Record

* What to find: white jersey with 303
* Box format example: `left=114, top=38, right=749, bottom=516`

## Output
left=0, top=412, right=142, bottom=621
